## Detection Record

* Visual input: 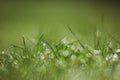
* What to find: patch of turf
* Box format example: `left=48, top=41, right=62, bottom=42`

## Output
left=0, top=29, right=120, bottom=80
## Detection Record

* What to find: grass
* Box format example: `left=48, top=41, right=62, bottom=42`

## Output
left=0, top=28, right=120, bottom=80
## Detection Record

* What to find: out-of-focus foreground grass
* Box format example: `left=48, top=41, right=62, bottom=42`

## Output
left=0, top=2, right=120, bottom=49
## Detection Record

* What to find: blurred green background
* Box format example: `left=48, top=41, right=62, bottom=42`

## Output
left=0, top=2, right=120, bottom=49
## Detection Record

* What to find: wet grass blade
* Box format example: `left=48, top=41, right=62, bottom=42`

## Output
left=67, top=26, right=93, bottom=55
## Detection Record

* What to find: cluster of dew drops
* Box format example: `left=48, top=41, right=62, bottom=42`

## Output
left=0, top=37, right=120, bottom=70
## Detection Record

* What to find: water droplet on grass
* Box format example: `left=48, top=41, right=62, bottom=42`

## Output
left=106, top=54, right=113, bottom=61
left=45, top=48, right=51, bottom=54
left=116, top=49, right=120, bottom=53
left=41, top=55, right=45, bottom=60
left=12, top=60, right=19, bottom=68
left=71, top=55, right=76, bottom=61
left=41, top=41, right=46, bottom=46
left=112, top=54, right=119, bottom=61
left=43, top=43, right=46, bottom=46
left=63, top=50, right=70, bottom=57
left=61, top=37, right=69, bottom=44
left=94, top=50, right=101, bottom=55
left=37, top=51, right=40, bottom=54
left=57, top=59, right=66, bottom=67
